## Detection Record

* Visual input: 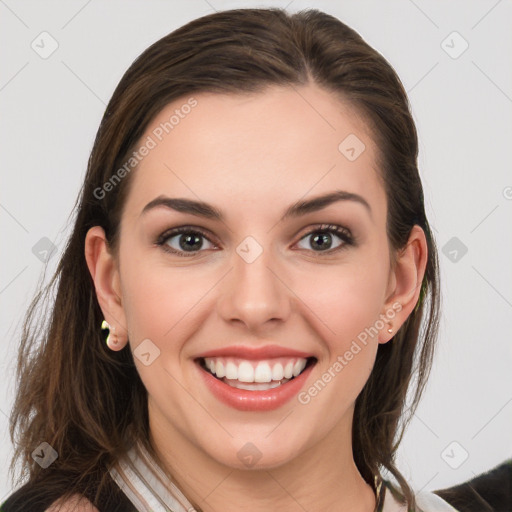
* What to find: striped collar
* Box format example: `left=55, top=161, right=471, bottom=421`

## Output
left=109, top=441, right=197, bottom=512
left=108, top=441, right=454, bottom=512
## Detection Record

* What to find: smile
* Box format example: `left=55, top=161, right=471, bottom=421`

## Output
left=195, top=351, right=317, bottom=411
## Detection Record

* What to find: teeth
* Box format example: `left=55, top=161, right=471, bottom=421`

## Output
left=272, top=363, right=284, bottom=381
left=215, top=360, right=225, bottom=378
left=238, top=361, right=254, bottom=382
left=284, top=362, right=294, bottom=379
left=225, top=361, right=238, bottom=380
left=224, top=379, right=291, bottom=390
left=293, top=359, right=307, bottom=377
left=203, top=356, right=309, bottom=384
left=254, top=362, right=272, bottom=383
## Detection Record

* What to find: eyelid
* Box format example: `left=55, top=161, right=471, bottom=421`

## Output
left=296, top=223, right=353, bottom=240
left=155, top=225, right=214, bottom=242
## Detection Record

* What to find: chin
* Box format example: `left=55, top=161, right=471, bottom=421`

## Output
left=196, top=427, right=314, bottom=471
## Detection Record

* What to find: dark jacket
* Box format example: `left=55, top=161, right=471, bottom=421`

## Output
left=0, top=472, right=137, bottom=512
left=434, top=459, right=512, bottom=512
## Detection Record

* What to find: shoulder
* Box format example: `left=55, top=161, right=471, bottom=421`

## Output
left=45, top=494, right=100, bottom=512
left=433, top=458, right=512, bottom=512
left=1, top=483, right=100, bottom=512
left=414, top=490, right=460, bottom=511
left=1, top=480, right=55, bottom=512
left=381, top=480, right=460, bottom=512
left=1, top=470, right=136, bottom=512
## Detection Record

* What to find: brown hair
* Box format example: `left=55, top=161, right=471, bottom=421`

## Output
left=8, top=7, right=440, bottom=509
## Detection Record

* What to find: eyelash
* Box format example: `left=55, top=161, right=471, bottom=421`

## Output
left=155, top=224, right=355, bottom=258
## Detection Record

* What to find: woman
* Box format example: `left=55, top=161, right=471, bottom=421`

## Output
left=2, top=7, right=457, bottom=512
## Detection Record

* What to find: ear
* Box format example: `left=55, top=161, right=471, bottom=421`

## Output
left=378, top=225, right=428, bottom=344
left=84, top=226, right=128, bottom=349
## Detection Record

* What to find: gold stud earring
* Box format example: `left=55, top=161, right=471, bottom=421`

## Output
left=101, top=320, right=120, bottom=349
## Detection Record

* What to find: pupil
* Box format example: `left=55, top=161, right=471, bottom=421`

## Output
left=313, top=233, right=331, bottom=250
left=180, top=234, right=202, bottom=251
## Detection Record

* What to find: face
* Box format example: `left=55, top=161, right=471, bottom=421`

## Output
left=97, top=83, right=408, bottom=471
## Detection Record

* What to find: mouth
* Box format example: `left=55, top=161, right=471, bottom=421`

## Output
left=195, top=355, right=317, bottom=411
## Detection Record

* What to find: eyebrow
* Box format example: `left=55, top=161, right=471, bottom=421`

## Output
left=140, top=190, right=372, bottom=222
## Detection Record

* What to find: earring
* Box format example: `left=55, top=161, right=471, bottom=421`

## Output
left=387, top=325, right=393, bottom=334
left=101, top=320, right=120, bottom=349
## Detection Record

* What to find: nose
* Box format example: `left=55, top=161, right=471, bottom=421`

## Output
left=216, top=243, right=292, bottom=332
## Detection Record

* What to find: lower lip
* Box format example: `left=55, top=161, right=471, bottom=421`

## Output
left=196, top=360, right=315, bottom=412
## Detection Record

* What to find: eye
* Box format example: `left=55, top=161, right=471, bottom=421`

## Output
left=155, top=223, right=355, bottom=258
left=155, top=227, right=217, bottom=257
left=295, top=224, right=354, bottom=254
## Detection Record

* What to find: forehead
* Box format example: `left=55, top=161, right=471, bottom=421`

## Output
left=122, top=84, right=386, bottom=225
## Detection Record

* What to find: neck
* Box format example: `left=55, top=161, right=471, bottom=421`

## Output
left=148, top=406, right=377, bottom=512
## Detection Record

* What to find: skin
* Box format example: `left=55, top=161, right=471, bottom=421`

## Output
left=46, top=495, right=99, bottom=512
left=85, top=83, right=427, bottom=512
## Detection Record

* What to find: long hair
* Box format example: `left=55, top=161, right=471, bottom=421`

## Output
left=8, top=7, right=440, bottom=509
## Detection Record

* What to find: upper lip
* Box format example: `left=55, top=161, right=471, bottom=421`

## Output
left=194, top=344, right=315, bottom=360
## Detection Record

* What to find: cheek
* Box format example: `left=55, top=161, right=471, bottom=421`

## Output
left=123, top=272, right=168, bottom=336
left=298, top=258, right=388, bottom=351
left=120, top=253, right=217, bottom=348
left=293, top=263, right=386, bottom=416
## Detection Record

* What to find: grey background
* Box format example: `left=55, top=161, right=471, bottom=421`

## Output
left=1, top=0, right=511, bottom=500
